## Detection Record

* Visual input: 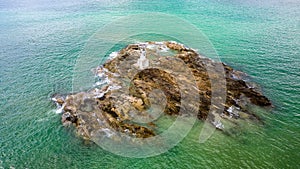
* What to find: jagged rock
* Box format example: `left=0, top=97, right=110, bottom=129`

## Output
left=52, top=41, right=272, bottom=141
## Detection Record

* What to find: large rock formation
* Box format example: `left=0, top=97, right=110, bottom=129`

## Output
left=52, top=41, right=271, bottom=141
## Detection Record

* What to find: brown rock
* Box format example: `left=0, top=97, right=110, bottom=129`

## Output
left=52, top=41, right=272, bottom=141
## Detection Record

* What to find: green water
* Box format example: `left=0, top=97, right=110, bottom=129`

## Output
left=0, top=0, right=299, bottom=168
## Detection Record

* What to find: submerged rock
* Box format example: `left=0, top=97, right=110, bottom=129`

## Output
left=52, top=41, right=271, bottom=141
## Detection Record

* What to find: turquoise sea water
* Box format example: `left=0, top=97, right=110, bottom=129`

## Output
left=0, top=0, right=299, bottom=168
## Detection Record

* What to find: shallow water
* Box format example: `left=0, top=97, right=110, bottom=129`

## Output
left=0, top=0, right=299, bottom=168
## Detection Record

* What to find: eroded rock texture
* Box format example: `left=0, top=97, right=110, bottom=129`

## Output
left=52, top=41, right=271, bottom=141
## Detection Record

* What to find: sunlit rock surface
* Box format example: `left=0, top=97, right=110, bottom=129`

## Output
left=52, top=41, right=271, bottom=141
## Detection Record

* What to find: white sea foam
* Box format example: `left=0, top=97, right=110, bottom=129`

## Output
left=227, top=106, right=240, bottom=118
left=108, top=85, right=122, bottom=91
left=146, top=42, right=169, bottom=53
left=155, top=41, right=164, bottom=45
left=94, top=92, right=105, bottom=99
left=108, top=52, right=119, bottom=60
left=100, top=128, right=115, bottom=138
left=212, top=120, right=224, bottom=129
left=93, top=84, right=122, bottom=98
left=169, top=41, right=179, bottom=44
left=146, top=44, right=157, bottom=50
left=227, top=106, right=234, bottom=113
left=159, top=45, right=169, bottom=52
left=55, top=105, right=64, bottom=114
left=95, top=77, right=111, bottom=86
left=231, top=74, right=239, bottom=80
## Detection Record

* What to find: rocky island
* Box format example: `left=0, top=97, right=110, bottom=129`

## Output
left=52, top=41, right=271, bottom=142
